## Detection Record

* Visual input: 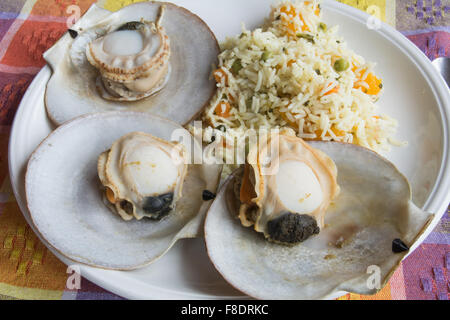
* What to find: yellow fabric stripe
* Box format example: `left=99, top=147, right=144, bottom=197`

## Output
left=0, top=283, right=63, bottom=300
left=99, top=0, right=149, bottom=12
left=338, top=0, right=387, bottom=21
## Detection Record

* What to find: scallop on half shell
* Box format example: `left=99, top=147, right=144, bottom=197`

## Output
left=98, top=132, right=190, bottom=222
left=204, top=139, right=434, bottom=299
left=237, top=133, right=341, bottom=245
left=25, top=112, right=222, bottom=270
left=44, top=2, right=219, bottom=126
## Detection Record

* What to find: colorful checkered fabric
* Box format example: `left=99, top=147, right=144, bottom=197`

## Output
left=0, top=0, right=448, bottom=300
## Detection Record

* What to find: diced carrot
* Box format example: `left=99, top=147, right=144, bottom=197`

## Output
left=214, top=101, right=231, bottom=118
left=304, top=1, right=321, bottom=15
left=354, top=73, right=382, bottom=95
left=323, top=84, right=340, bottom=96
left=352, top=63, right=383, bottom=96
left=280, top=4, right=310, bottom=34
left=299, top=14, right=309, bottom=32
left=331, top=126, right=346, bottom=137
left=315, top=129, right=323, bottom=139
left=280, top=4, right=296, bottom=16
left=365, top=73, right=382, bottom=95
left=315, top=7, right=320, bottom=15
left=213, top=68, right=228, bottom=85
left=287, top=59, right=296, bottom=67
left=287, top=21, right=298, bottom=34
left=240, top=164, right=257, bottom=205
left=281, top=112, right=297, bottom=128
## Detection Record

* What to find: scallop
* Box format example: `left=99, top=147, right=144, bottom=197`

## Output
left=205, top=140, right=434, bottom=299
left=25, top=112, right=222, bottom=270
left=236, top=132, right=340, bottom=245
left=44, top=2, right=219, bottom=126
left=98, top=132, right=188, bottom=221
left=86, top=14, right=171, bottom=101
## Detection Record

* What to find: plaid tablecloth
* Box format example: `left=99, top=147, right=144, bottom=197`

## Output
left=0, top=0, right=448, bottom=300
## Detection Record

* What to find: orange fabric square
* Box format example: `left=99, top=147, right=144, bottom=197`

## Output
left=1, top=20, right=66, bottom=67
left=30, top=0, right=95, bottom=18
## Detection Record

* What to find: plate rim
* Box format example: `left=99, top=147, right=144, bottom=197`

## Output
left=8, top=0, right=450, bottom=300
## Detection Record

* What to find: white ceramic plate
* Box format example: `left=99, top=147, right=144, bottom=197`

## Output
left=9, top=0, right=450, bottom=299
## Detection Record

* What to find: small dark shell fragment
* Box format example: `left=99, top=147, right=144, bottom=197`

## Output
left=143, top=193, right=174, bottom=220
left=392, top=239, right=409, bottom=253
left=202, top=190, right=216, bottom=201
left=68, top=29, right=78, bottom=39
left=267, top=212, right=320, bottom=245
left=117, top=21, right=145, bottom=31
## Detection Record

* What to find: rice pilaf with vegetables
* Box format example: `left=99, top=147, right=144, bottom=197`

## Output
left=192, top=0, right=405, bottom=162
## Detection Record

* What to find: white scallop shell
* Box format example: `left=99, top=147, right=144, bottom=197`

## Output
left=44, top=2, right=219, bottom=126
left=205, top=141, right=433, bottom=299
left=26, top=112, right=222, bottom=270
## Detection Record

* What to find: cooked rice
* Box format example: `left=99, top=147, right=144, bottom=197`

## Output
left=191, top=0, right=405, bottom=161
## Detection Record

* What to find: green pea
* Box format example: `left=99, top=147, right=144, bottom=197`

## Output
left=261, top=50, right=271, bottom=62
left=334, top=58, right=349, bottom=72
left=231, top=59, right=243, bottom=74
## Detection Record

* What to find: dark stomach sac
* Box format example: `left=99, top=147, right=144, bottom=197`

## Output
left=116, top=21, right=145, bottom=31
left=267, top=212, right=320, bottom=245
left=120, top=200, right=134, bottom=216
left=142, top=193, right=174, bottom=220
